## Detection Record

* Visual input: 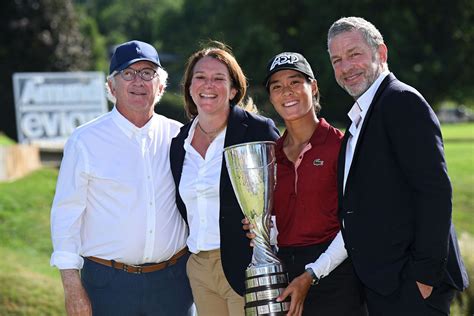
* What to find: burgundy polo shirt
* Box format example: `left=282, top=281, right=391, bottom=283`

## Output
left=273, top=118, right=343, bottom=247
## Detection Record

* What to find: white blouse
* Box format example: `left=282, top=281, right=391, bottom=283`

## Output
left=179, top=118, right=227, bottom=254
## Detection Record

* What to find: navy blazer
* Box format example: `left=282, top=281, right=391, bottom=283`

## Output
left=338, top=73, right=468, bottom=296
left=170, top=105, right=280, bottom=295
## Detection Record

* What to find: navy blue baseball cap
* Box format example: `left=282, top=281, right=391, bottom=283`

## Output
left=109, top=40, right=162, bottom=74
left=264, top=52, right=315, bottom=88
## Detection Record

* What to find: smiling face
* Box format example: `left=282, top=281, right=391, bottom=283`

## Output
left=108, top=61, right=163, bottom=121
left=328, top=30, right=387, bottom=99
left=189, top=56, right=237, bottom=117
left=268, top=69, right=317, bottom=122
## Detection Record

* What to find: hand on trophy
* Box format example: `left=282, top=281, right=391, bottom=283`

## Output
left=242, top=217, right=275, bottom=248
left=276, top=272, right=313, bottom=316
left=242, top=215, right=312, bottom=316
left=242, top=217, right=256, bottom=247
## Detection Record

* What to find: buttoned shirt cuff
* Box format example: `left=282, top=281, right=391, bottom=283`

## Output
left=304, top=231, right=347, bottom=279
left=50, top=251, right=84, bottom=270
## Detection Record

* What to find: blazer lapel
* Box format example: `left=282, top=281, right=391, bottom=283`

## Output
left=338, top=122, right=351, bottom=199
left=224, top=105, right=248, bottom=148
left=220, top=105, right=248, bottom=200
left=347, top=74, right=396, bottom=181
left=170, top=122, right=192, bottom=192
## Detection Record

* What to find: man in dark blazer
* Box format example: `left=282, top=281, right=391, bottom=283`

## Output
left=327, top=17, right=468, bottom=315
left=170, top=104, right=279, bottom=297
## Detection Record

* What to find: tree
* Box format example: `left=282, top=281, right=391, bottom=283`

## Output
left=0, top=0, right=94, bottom=140
left=77, top=0, right=183, bottom=51
left=156, top=0, right=474, bottom=124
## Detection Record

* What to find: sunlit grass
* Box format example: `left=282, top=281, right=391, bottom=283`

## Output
left=443, top=123, right=474, bottom=235
left=0, top=133, right=15, bottom=146
left=0, top=247, right=64, bottom=315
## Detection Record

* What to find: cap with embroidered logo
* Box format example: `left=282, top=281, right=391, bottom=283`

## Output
left=109, top=40, right=162, bottom=74
left=264, top=52, right=315, bottom=88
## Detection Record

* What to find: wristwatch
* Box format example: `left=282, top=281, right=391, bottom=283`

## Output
left=305, top=267, right=320, bottom=286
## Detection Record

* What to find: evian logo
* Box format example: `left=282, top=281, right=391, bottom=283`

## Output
left=269, top=53, right=299, bottom=71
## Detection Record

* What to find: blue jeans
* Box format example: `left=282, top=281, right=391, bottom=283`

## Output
left=82, top=253, right=194, bottom=316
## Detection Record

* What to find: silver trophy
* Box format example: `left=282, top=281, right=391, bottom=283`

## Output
left=224, top=141, right=290, bottom=316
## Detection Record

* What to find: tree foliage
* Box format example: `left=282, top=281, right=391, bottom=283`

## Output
left=155, top=0, right=474, bottom=124
left=0, top=0, right=95, bottom=139
left=76, top=0, right=183, bottom=51
left=1, top=0, right=472, bottom=138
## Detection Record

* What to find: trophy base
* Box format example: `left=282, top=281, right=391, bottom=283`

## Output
left=244, top=264, right=290, bottom=316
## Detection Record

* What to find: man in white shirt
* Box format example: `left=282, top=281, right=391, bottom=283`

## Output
left=50, top=40, right=193, bottom=316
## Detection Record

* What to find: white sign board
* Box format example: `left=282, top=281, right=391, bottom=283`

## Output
left=12, top=72, right=108, bottom=149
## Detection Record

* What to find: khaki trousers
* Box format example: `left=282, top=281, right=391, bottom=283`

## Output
left=187, top=249, right=244, bottom=316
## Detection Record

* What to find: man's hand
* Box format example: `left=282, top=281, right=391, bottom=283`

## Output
left=416, top=281, right=433, bottom=299
left=60, top=269, right=92, bottom=316
left=276, top=271, right=313, bottom=316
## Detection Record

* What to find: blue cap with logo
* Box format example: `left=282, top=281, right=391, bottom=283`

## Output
left=264, top=52, right=315, bottom=88
left=109, top=40, right=162, bottom=74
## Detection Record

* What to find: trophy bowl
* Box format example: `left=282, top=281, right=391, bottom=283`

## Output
left=224, top=141, right=290, bottom=316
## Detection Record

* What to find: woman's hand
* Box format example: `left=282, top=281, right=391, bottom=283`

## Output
left=277, top=271, right=313, bottom=316
left=242, top=217, right=256, bottom=246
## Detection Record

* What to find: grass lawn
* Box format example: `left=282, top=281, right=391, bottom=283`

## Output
left=0, top=246, right=64, bottom=315
left=442, top=123, right=474, bottom=234
left=0, top=123, right=472, bottom=315
left=0, top=168, right=65, bottom=315
left=0, top=133, right=15, bottom=146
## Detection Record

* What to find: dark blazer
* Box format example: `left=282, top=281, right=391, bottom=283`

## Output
left=338, top=73, right=468, bottom=296
left=170, top=105, right=280, bottom=295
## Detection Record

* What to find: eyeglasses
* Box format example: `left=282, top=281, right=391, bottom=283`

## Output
left=118, top=68, right=158, bottom=81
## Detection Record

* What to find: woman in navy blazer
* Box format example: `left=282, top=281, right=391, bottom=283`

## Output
left=170, top=42, right=279, bottom=316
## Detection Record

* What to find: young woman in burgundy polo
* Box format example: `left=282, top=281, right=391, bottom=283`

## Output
left=257, top=52, right=367, bottom=316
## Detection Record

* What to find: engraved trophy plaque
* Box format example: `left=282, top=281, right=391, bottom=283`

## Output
left=224, top=141, right=290, bottom=316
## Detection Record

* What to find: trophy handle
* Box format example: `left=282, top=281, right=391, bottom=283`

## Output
left=249, top=204, right=280, bottom=266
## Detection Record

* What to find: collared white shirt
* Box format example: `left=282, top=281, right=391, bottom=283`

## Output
left=305, top=231, right=347, bottom=279
left=343, top=70, right=390, bottom=192
left=179, top=118, right=226, bottom=254
left=50, top=106, right=188, bottom=269
left=272, top=219, right=347, bottom=280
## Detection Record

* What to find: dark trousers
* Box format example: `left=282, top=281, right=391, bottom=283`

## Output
left=364, top=270, right=457, bottom=315
left=278, top=243, right=367, bottom=316
left=82, top=253, right=194, bottom=316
